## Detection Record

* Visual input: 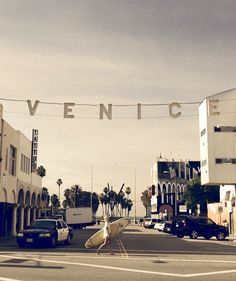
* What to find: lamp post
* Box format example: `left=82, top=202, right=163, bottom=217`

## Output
left=134, top=167, right=137, bottom=223
left=90, top=166, right=93, bottom=213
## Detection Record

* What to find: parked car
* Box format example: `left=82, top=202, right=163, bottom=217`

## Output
left=16, top=218, right=73, bottom=248
left=163, top=221, right=173, bottom=233
left=172, top=215, right=228, bottom=240
left=154, top=221, right=165, bottom=231
left=144, top=218, right=164, bottom=229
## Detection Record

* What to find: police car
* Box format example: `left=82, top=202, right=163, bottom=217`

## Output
left=16, top=218, right=73, bottom=248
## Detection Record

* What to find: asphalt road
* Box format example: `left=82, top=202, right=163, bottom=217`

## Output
left=0, top=224, right=236, bottom=281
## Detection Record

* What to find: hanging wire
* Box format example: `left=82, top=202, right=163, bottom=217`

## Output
left=1, top=96, right=235, bottom=120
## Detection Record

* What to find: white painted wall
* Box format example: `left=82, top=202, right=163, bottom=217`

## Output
left=0, top=103, right=42, bottom=204
left=199, top=89, right=236, bottom=185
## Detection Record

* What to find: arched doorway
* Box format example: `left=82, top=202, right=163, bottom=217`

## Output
left=159, top=203, right=173, bottom=220
left=24, top=190, right=30, bottom=227
left=31, top=193, right=36, bottom=222
left=16, top=189, right=24, bottom=232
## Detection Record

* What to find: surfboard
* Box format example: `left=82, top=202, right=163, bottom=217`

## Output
left=85, top=217, right=130, bottom=248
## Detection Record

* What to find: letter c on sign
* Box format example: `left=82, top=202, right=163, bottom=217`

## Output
left=169, top=102, right=181, bottom=118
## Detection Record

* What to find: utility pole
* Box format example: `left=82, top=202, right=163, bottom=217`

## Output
left=90, top=167, right=93, bottom=213
left=134, top=167, right=137, bottom=223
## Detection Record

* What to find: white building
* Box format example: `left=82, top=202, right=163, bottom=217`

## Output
left=0, top=104, right=43, bottom=237
left=199, top=89, right=236, bottom=234
left=151, top=160, right=200, bottom=218
left=199, top=88, right=236, bottom=185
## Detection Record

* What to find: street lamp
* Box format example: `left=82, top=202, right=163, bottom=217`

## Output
left=90, top=166, right=93, bottom=212
left=134, top=168, right=137, bottom=223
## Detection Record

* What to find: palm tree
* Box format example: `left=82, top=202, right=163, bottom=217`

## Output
left=50, top=194, right=60, bottom=212
left=41, top=187, right=50, bottom=209
left=56, top=178, right=63, bottom=203
left=99, top=193, right=105, bottom=216
left=141, top=189, right=151, bottom=217
left=127, top=199, right=133, bottom=217
left=125, top=187, right=131, bottom=199
left=117, top=191, right=125, bottom=216
left=37, top=165, right=46, bottom=177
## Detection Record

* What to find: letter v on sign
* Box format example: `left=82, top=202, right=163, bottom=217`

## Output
left=27, top=100, right=40, bottom=116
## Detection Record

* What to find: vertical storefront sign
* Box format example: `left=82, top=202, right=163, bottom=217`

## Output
left=31, top=129, right=38, bottom=172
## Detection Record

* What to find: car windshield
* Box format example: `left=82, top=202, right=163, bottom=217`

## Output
left=30, top=220, right=56, bottom=230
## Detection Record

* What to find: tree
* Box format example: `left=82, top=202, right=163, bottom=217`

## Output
left=62, top=185, right=99, bottom=214
left=56, top=179, right=63, bottom=202
left=91, top=192, right=99, bottom=214
left=183, top=177, right=220, bottom=216
left=125, top=187, right=131, bottom=199
left=127, top=199, right=133, bottom=217
left=99, top=193, right=105, bottom=216
left=50, top=194, right=60, bottom=211
left=37, top=165, right=46, bottom=177
left=141, top=189, right=151, bottom=217
left=41, top=187, right=49, bottom=201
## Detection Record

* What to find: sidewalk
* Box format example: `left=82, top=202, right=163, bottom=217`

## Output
left=228, top=234, right=236, bottom=242
left=0, top=235, right=17, bottom=248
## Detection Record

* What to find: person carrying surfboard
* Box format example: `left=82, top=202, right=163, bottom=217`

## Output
left=97, top=215, right=113, bottom=255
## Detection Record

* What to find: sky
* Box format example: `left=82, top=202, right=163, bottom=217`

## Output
left=1, top=0, right=236, bottom=217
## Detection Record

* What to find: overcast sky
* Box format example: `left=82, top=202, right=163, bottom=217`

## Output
left=1, top=0, right=236, bottom=216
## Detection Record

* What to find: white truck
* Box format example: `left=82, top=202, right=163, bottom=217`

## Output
left=64, top=207, right=95, bottom=228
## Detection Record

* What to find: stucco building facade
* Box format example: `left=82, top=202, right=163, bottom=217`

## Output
left=0, top=104, right=43, bottom=237
left=151, top=160, right=200, bottom=219
left=199, top=89, right=236, bottom=234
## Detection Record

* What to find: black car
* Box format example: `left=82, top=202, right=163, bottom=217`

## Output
left=163, top=221, right=173, bottom=233
left=16, top=219, right=73, bottom=248
left=172, top=215, right=228, bottom=240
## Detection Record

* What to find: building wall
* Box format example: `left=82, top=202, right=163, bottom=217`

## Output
left=0, top=103, right=43, bottom=237
left=151, top=160, right=200, bottom=218
left=200, top=89, right=236, bottom=185
left=208, top=185, right=236, bottom=235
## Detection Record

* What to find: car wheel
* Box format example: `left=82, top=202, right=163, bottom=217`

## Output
left=50, top=236, right=57, bottom=247
left=64, top=234, right=72, bottom=245
left=216, top=231, right=226, bottom=241
left=189, top=230, right=198, bottom=239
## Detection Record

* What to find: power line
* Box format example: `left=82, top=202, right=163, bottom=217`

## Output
left=0, top=96, right=201, bottom=106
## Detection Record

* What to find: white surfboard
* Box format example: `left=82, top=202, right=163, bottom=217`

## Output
left=85, top=217, right=130, bottom=248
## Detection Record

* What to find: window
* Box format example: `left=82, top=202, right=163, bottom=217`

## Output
left=201, top=128, right=206, bottom=137
left=9, top=145, right=16, bottom=176
left=225, top=191, right=231, bottom=201
left=20, top=153, right=30, bottom=174
left=61, top=221, right=68, bottom=228
left=214, top=126, right=236, bottom=132
left=5, top=148, right=8, bottom=171
left=21, top=154, right=23, bottom=171
left=215, top=158, right=236, bottom=164
left=57, top=221, right=62, bottom=229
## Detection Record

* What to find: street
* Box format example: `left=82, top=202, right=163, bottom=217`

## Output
left=0, top=224, right=236, bottom=281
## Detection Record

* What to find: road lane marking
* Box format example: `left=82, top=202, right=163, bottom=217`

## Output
left=1, top=254, right=236, bottom=278
left=116, top=239, right=128, bottom=258
left=1, top=252, right=236, bottom=263
left=116, top=239, right=125, bottom=258
left=185, top=269, right=236, bottom=277
left=0, top=254, right=184, bottom=278
left=0, top=277, right=23, bottom=281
